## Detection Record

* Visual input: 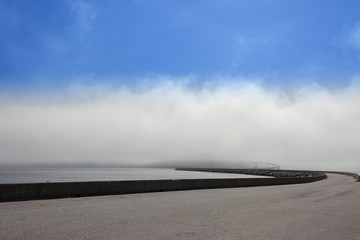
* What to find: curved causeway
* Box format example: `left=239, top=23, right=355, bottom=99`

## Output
left=1, top=173, right=359, bottom=239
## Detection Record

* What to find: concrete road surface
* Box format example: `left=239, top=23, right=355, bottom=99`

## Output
left=1, top=173, right=359, bottom=240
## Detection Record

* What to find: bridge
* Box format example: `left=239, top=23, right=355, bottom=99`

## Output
left=237, top=161, right=280, bottom=170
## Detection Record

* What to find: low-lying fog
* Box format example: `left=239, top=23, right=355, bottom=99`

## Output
left=1, top=79, right=359, bottom=171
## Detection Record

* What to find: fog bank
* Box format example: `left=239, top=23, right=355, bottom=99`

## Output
left=0, top=80, right=359, bottom=171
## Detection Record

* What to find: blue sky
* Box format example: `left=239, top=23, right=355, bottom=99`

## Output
left=1, top=0, right=360, bottom=90
left=1, top=1, right=360, bottom=170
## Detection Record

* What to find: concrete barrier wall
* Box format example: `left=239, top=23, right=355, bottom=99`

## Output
left=0, top=174, right=326, bottom=202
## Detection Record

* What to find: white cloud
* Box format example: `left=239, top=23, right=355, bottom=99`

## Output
left=0, top=78, right=359, bottom=171
left=349, top=21, right=360, bottom=51
left=70, top=0, right=98, bottom=40
left=231, top=35, right=273, bottom=68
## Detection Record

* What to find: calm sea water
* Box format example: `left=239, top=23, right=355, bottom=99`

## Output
left=0, top=168, right=268, bottom=184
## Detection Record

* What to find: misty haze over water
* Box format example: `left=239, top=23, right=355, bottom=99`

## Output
left=1, top=81, right=360, bottom=171
left=0, top=168, right=270, bottom=184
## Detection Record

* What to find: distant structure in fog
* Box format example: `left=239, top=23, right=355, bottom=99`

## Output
left=240, top=162, right=280, bottom=170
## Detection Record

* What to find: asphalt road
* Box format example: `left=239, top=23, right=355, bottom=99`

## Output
left=1, top=173, right=359, bottom=240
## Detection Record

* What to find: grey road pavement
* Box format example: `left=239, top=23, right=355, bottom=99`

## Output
left=1, top=173, right=359, bottom=240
